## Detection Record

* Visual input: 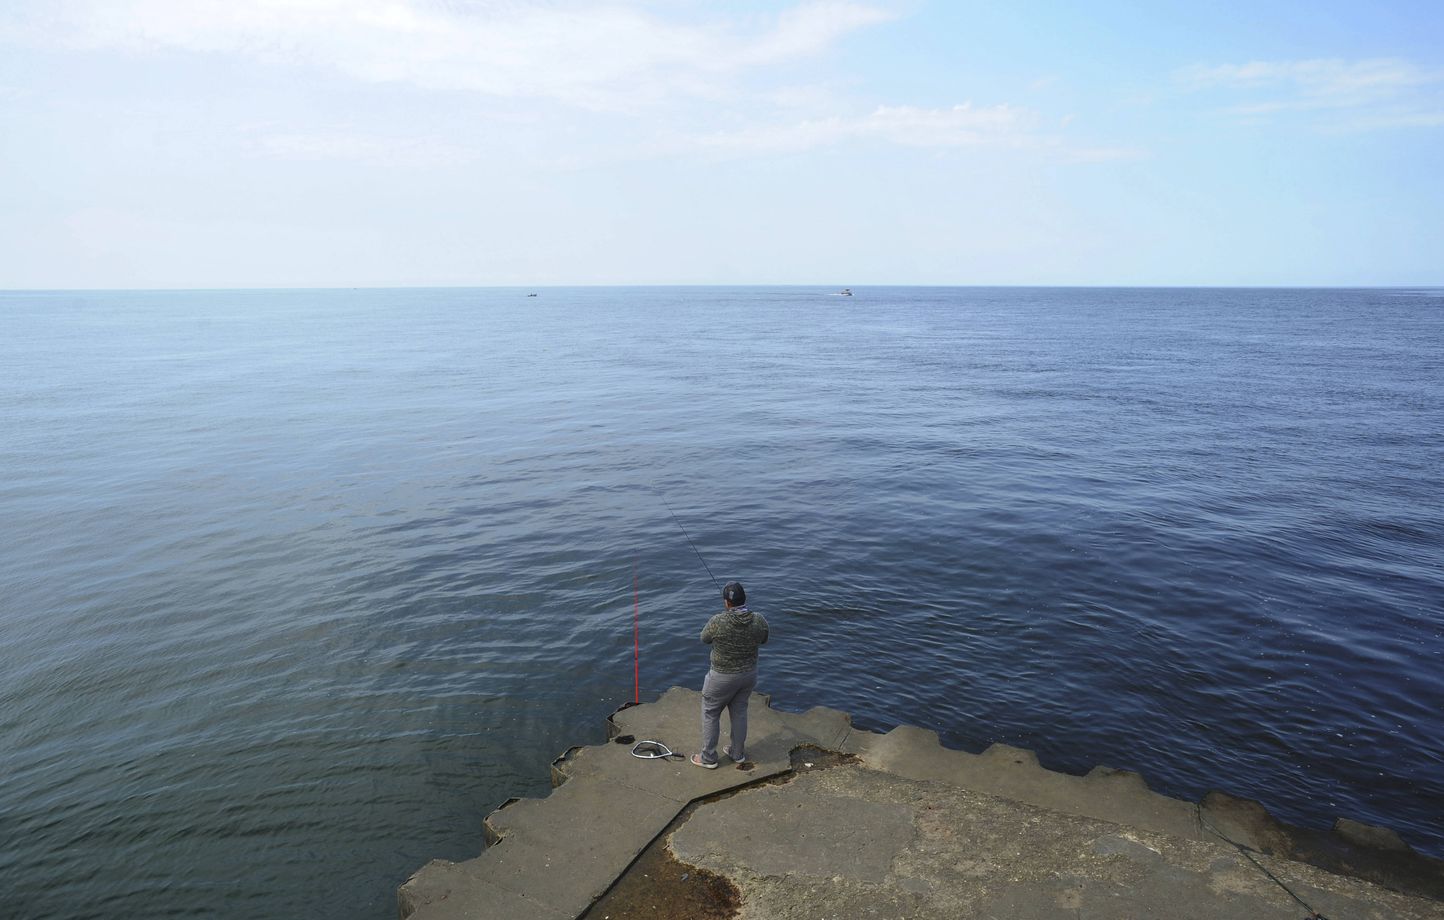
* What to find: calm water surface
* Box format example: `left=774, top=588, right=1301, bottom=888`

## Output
left=1, top=287, right=1441, bottom=918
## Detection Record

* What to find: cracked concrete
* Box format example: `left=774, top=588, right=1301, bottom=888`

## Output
left=670, top=764, right=1441, bottom=920
left=398, top=687, right=1443, bottom=920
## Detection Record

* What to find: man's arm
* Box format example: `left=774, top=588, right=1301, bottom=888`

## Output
left=701, top=614, right=717, bottom=644
left=755, top=614, right=769, bottom=645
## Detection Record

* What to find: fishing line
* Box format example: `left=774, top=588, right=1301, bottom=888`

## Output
left=1199, top=814, right=1327, bottom=919
left=631, top=489, right=720, bottom=708
left=655, top=489, right=721, bottom=591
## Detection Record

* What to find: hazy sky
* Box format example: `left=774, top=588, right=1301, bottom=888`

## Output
left=1, top=1, right=1441, bottom=287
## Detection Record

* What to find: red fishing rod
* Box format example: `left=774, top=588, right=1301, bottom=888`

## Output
left=633, top=559, right=639, bottom=704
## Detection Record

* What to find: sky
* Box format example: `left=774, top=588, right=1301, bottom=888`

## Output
left=1, top=0, right=1441, bottom=287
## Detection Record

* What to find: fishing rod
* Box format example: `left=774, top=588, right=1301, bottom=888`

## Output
left=654, top=487, right=721, bottom=592
left=632, top=487, right=722, bottom=704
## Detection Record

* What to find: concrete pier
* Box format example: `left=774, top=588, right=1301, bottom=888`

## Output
left=399, top=688, right=1443, bottom=919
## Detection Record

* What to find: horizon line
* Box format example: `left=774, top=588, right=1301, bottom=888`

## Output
left=3, top=282, right=1442, bottom=293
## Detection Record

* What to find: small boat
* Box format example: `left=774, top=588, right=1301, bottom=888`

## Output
left=527, top=293, right=538, bottom=297
left=838, top=288, right=853, bottom=296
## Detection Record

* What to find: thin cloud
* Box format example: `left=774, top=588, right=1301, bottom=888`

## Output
left=1182, top=58, right=1439, bottom=99
left=695, top=103, right=1035, bottom=154
left=1178, top=57, right=1444, bottom=129
left=249, top=129, right=474, bottom=167
left=689, top=102, right=1141, bottom=160
left=1, top=0, right=893, bottom=110
left=1060, top=145, right=1148, bottom=163
left=1336, top=110, right=1444, bottom=131
left=2, top=3, right=1142, bottom=165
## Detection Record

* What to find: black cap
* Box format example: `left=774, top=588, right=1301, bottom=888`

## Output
left=722, top=581, right=746, bottom=606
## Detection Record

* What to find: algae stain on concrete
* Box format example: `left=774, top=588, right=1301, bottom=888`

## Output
left=578, top=746, right=862, bottom=920
left=581, top=841, right=741, bottom=920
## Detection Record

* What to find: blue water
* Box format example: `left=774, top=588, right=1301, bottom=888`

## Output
left=1, top=287, right=1441, bottom=918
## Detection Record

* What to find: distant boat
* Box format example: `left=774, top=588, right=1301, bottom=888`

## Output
left=838, top=288, right=853, bottom=296
left=527, top=293, right=538, bottom=297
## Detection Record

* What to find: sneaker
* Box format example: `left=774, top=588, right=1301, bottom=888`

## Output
left=690, top=754, right=719, bottom=770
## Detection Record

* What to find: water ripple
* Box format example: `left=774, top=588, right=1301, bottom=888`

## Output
left=1, top=287, right=1441, bottom=919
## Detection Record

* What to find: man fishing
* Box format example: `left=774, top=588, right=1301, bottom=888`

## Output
left=692, top=581, right=769, bottom=769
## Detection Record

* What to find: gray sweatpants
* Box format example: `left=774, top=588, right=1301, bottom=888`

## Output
left=699, top=668, right=758, bottom=764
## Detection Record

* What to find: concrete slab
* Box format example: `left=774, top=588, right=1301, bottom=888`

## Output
left=483, top=773, right=677, bottom=847
left=552, top=723, right=791, bottom=806
left=403, top=688, right=1444, bottom=920
left=403, top=688, right=837, bottom=920
left=554, top=687, right=840, bottom=805
left=474, top=835, right=626, bottom=909
left=402, top=825, right=669, bottom=920
left=766, top=704, right=854, bottom=750
left=1200, top=788, right=1295, bottom=854
left=671, top=783, right=917, bottom=883
left=846, top=724, right=1204, bottom=842
left=397, top=859, right=570, bottom=920
left=605, top=687, right=850, bottom=763
left=667, top=763, right=1444, bottom=920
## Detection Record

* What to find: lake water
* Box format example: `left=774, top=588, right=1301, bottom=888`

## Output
left=2, top=286, right=1441, bottom=918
